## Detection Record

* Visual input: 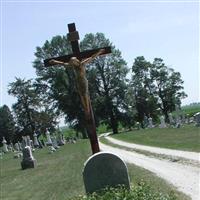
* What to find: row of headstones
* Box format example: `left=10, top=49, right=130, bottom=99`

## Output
left=136, top=112, right=200, bottom=130
left=0, top=129, right=77, bottom=169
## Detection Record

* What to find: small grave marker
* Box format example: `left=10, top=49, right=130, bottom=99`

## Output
left=21, top=146, right=37, bottom=170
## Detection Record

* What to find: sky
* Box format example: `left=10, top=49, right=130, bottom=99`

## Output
left=0, top=0, right=199, bottom=114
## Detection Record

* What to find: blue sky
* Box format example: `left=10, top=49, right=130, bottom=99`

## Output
left=1, top=1, right=199, bottom=111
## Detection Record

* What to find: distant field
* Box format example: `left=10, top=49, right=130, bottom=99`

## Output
left=1, top=140, right=188, bottom=200
left=112, top=125, right=200, bottom=152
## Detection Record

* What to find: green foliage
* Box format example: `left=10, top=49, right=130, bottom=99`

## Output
left=33, top=33, right=131, bottom=135
left=8, top=78, right=58, bottom=137
left=0, top=105, right=15, bottom=144
left=96, top=123, right=111, bottom=134
left=81, top=33, right=130, bottom=134
left=71, top=183, right=177, bottom=200
left=131, top=57, right=187, bottom=123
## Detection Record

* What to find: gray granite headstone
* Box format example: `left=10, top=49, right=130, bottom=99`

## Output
left=83, top=152, right=130, bottom=194
left=21, top=146, right=37, bottom=170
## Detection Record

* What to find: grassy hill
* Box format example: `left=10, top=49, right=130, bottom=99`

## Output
left=111, top=125, right=200, bottom=152
left=1, top=140, right=189, bottom=200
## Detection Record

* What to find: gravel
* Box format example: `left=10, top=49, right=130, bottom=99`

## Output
left=99, top=141, right=200, bottom=200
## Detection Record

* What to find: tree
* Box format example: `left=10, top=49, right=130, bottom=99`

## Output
left=33, top=35, right=87, bottom=138
left=150, top=58, right=187, bottom=120
left=131, top=56, right=158, bottom=123
left=80, top=33, right=130, bottom=133
left=33, top=33, right=130, bottom=134
left=131, top=56, right=187, bottom=123
left=8, top=78, right=58, bottom=137
left=0, top=105, right=15, bottom=144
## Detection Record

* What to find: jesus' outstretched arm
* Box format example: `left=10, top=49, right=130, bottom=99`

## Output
left=49, top=59, right=70, bottom=67
left=81, top=49, right=106, bottom=65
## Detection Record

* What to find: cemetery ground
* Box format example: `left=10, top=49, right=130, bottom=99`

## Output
left=1, top=138, right=190, bottom=200
left=110, top=124, right=200, bottom=152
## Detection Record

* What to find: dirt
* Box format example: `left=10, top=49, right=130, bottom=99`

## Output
left=99, top=138, right=200, bottom=200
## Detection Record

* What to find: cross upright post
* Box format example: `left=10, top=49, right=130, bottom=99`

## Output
left=44, top=23, right=112, bottom=154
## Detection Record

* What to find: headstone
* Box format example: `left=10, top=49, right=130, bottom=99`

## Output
left=13, top=152, right=23, bottom=159
left=159, top=115, right=167, bottom=128
left=2, top=137, right=8, bottom=153
left=21, top=146, right=37, bottom=170
left=51, top=135, right=59, bottom=149
left=33, top=132, right=40, bottom=148
left=136, top=122, right=140, bottom=130
left=143, top=115, right=148, bottom=128
left=18, top=142, right=23, bottom=151
left=181, top=113, right=186, bottom=124
left=49, top=146, right=56, bottom=153
left=175, top=115, right=181, bottom=128
left=189, top=116, right=194, bottom=123
left=57, top=129, right=65, bottom=146
left=148, top=117, right=154, bottom=128
left=26, top=135, right=31, bottom=147
left=83, top=152, right=130, bottom=194
left=21, top=136, right=27, bottom=149
left=175, top=104, right=181, bottom=128
left=14, top=143, right=20, bottom=152
left=185, top=114, right=190, bottom=124
left=194, top=112, right=200, bottom=127
left=45, top=129, right=53, bottom=146
left=168, top=113, right=174, bottom=126
left=7, top=143, right=14, bottom=152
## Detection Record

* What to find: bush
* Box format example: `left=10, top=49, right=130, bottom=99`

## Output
left=70, top=182, right=177, bottom=200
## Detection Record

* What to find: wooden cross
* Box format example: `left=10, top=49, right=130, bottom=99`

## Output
left=44, top=23, right=111, bottom=154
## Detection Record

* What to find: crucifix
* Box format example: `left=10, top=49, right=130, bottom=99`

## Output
left=44, top=23, right=111, bottom=154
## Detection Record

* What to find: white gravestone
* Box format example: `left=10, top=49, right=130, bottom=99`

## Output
left=83, top=152, right=130, bottom=194
left=136, top=122, right=140, bottom=130
left=57, top=130, right=65, bottom=146
left=33, top=132, right=39, bottom=148
left=2, top=137, right=8, bottom=153
left=148, top=117, right=154, bottom=128
left=26, top=135, right=31, bottom=147
left=45, top=130, right=53, bottom=146
left=14, top=143, right=20, bottom=152
left=159, top=115, right=167, bottom=128
left=21, top=136, right=27, bottom=149
left=168, top=113, right=174, bottom=126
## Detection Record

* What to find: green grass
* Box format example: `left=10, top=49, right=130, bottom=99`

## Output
left=1, top=139, right=189, bottom=200
left=181, top=104, right=200, bottom=116
left=1, top=140, right=91, bottom=200
left=111, top=125, right=200, bottom=152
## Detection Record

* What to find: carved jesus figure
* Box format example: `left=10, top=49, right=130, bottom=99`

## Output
left=49, top=49, right=105, bottom=115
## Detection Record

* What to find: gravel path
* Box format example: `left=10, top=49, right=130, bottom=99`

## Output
left=99, top=142, right=200, bottom=200
left=106, top=136, right=200, bottom=162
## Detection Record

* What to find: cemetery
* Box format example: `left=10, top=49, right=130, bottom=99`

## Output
left=0, top=2, right=199, bottom=200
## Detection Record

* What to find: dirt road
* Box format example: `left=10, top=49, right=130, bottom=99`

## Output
left=106, top=136, right=200, bottom=162
left=99, top=141, right=200, bottom=200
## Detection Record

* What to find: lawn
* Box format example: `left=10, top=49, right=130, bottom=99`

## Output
left=112, top=125, right=200, bottom=152
left=1, top=139, right=189, bottom=200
